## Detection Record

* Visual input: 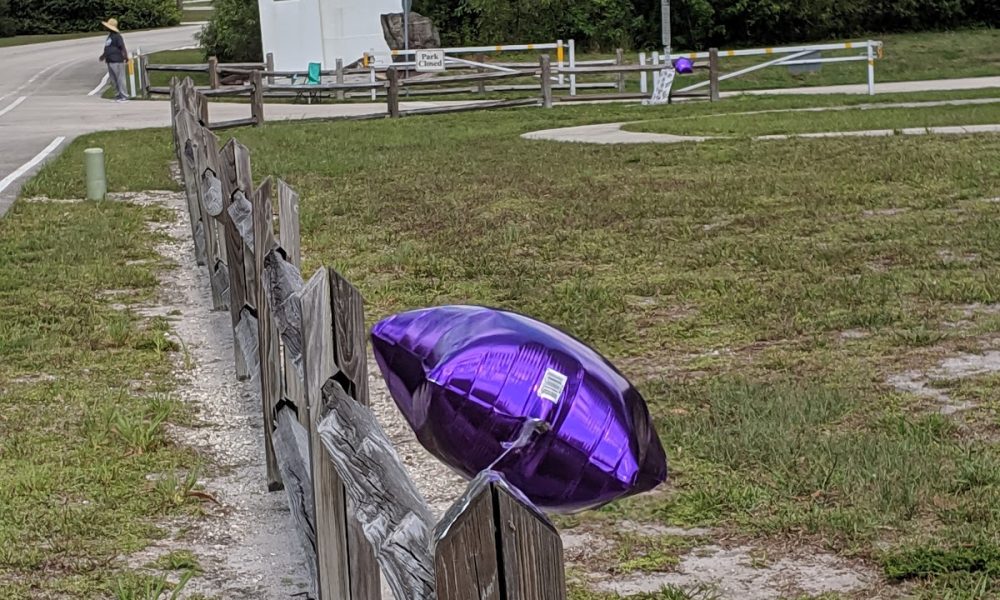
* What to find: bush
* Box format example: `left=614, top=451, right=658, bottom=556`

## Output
left=414, top=0, right=999, bottom=51
left=0, top=0, right=16, bottom=37
left=7, top=0, right=178, bottom=35
left=198, top=0, right=262, bottom=62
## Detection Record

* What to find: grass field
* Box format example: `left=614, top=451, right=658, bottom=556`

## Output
left=625, top=99, right=1000, bottom=136
left=20, top=93, right=1000, bottom=598
left=0, top=198, right=208, bottom=597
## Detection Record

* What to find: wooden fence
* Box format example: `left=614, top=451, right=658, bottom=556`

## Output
left=169, top=78, right=568, bottom=600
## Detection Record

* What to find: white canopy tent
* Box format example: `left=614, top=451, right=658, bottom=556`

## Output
left=258, top=0, right=401, bottom=71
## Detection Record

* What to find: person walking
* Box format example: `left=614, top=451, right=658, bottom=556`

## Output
left=99, top=18, right=129, bottom=102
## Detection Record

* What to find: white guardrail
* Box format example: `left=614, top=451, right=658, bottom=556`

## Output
left=643, top=40, right=884, bottom=96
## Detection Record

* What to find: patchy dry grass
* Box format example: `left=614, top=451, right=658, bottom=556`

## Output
left=0, top=200, right=205, bottom=597
left=22, top=92, right=1000, bottom=597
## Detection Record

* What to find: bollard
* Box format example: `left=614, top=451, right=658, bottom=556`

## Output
left=85, top=148, right=106, bottom=201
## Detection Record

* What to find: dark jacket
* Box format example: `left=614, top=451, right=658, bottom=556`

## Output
left=101, top=32, right=127, bottom=63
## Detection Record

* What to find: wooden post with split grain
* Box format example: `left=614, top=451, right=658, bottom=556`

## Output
left=266, top=52, right=275, bottom=85
left=196, top=125, right=231, bottom=310
left=197, top=92, right=210, bottom=128
left=299, top=268, right=380, bottom=600
left=251, top=177, right=284, bottom=492
left=251, top=70, right=265, bottom=126
left=277, top=181, right=306, bottom=427
left=215, top=139, right=253, bottom=381
left=387, top=67, right=400, bottom=118
left=539, top=55, right=553, bottom=109
left=173, top=108, right=208, bottom=266
left=335, top=59, right=345, bottom=101
left=616, top=48, right=626, bottom=93
left=434, top=473, right=567, bottom=600
left=208, top=56, right=220, bottom=89
left=476, top=54, right=487, bottom=94
left=709, top=47, right=720, bottom=102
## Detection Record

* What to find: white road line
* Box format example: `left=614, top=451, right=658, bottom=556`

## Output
left=88, top=73, right=110, bottom=96
left=0, top=96, right=26, bottom=118
left=0, top=137, right=67, bottom=195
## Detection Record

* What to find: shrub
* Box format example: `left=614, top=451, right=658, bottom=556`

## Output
left=0, top=0, right=16, bottom=37
left=198, top=0, right=262, bottom=62
left=7, top=0, right=178, bottom=35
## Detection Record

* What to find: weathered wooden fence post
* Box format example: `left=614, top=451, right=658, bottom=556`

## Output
left=387, top=67, right=400, bottom=118
left=277, top=181, right=307, bottom=428
left=476, top=54, right=487, bottom=95
left=215, top=139, right=253, bottom=381
left=299, top=268, right=380, bottom=600
left=251, top=177, right=284, bottom=492
left=709, top=47, right=721, bottom=102
left=616, top=48, right=626, bottom=93
left=172, top=107, right=208, bottom=267
left=251, top=70, right=265, bottom=126
left=434, top=472, right=567, bottom=600
left=335, top=58, right=345, bottom=101
left=208, top=56, right=220, bottom=89
left=197, top=92, right=210, bottom=128
left=196, top=125, right=230, bottom=310
left=539, top=55, right=553, bottom=109
left=265, top=52, right=275, bottom=85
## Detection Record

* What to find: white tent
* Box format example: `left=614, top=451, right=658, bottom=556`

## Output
left=258, top=0, right=400, bottom=71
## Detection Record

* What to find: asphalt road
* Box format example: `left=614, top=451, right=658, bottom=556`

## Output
left=0, top=26, right=202, bottom=214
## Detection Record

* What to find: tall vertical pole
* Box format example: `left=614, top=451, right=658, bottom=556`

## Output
left=661, top=0, right=671, bottom=63
left=866, top=41, right=876, bottom=96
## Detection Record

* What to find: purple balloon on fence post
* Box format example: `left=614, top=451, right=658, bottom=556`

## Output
left=371, top=305, right=668, bottom=513
left=673, top=57, right=694, bottom=74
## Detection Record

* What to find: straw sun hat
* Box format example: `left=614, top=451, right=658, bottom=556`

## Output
left=101, top=18, right=119, bottom=33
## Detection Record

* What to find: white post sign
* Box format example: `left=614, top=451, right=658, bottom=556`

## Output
left=415, top=49, right=446, bottom=72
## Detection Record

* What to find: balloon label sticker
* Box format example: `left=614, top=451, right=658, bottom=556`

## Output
left=538, top=369, right=567, bottom=403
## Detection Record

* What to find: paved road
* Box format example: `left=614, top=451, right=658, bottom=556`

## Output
left=0, top=26, right=203, bottom=213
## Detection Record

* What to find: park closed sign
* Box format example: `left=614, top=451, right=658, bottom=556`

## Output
left=416, top=49, right=446, bottom=72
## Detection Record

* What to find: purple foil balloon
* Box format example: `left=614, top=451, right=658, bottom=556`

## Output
left=673, top=57, right=694, bottom=74
left=371, top=306, right=668, bottom=513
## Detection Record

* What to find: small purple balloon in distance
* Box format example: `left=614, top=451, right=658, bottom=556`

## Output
left=371, top=305, right=668, bottom=513
left=673, top=57, right=694, bottom=74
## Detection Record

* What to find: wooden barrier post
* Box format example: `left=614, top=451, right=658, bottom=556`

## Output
left=215, top=139, right=253, bottom=381
left=251, top=177, right=283, bottom=492
left=476, top=54, right=487, bottom=95
left=387, top=68, right=400, bottom=118
left=709, top=47, right=720, bottom=102
left=277, top=181, right=307, bottom=429
left=335, top=59, right=345, bottom=101
left=539, top=55, right=553, bottom=109
left=208, top=56, right=220, bottom=89
left=299, top=269, right=379, bottom=600
left=197, top=92, right=210, bottom=128
left=251, top=70, right=265, bottom=126
left=197, top=126, right=231, bottom=310
left=616, top=48, right=626, bottom=93
left=434, top=472, right=567, bottom=600
left=266, top=52, right=275, bottom=85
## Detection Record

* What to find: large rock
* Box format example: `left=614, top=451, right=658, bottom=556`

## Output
left=381, top=12, right=441, bottom=51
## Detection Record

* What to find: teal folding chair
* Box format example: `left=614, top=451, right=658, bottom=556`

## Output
left=293, top=62, right=323, bottom=103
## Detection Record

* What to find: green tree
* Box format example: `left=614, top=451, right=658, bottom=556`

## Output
left=198, top=0, right=262, bottom=62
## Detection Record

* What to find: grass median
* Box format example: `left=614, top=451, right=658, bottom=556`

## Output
left=0, top=197, right=206, bottom=597
left=22, top=93, right=1000, bottom=598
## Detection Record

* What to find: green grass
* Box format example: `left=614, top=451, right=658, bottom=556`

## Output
left=181, top=8, right=214, bottom=23
left=624, top=100, right=1000, bottom=136
left=0, top=31, right=105, bottom=48
left=22, top=91, right=1000, bottom=596
left=0, top=198, right=205, bottom=597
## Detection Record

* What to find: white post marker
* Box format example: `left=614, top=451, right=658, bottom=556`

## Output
left=370, top=66, right=377, bottom=101
left=867, top=41, right=876, bottom=96
left=557, top=40, right=565, bottom=86
left=568, top=39, right=576, bottom=96
left=639, top=52, right=647, bottom=94
left=128, top=55, right=137, bottom=97
left=652, top=51, right=660, bottom=89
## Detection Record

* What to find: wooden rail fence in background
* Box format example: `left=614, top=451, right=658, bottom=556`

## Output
left=170, top=77, right=568, bottom=600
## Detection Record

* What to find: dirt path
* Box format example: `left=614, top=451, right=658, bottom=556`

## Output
left=121, top=189, right=312, bottom=598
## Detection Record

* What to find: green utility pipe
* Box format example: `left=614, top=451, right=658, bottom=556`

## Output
left=84, top=148, right=106, bottom=201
